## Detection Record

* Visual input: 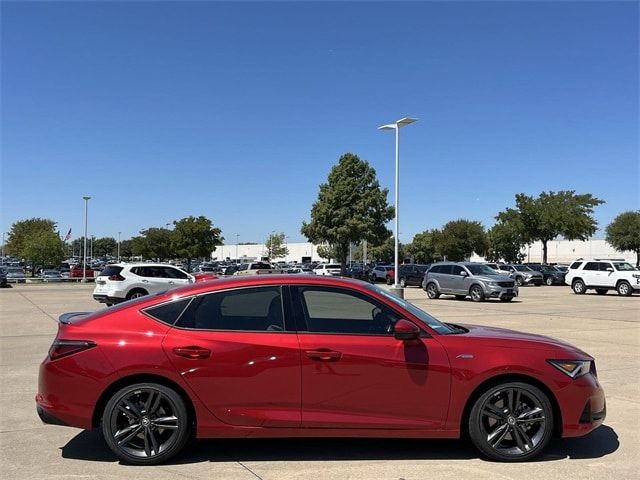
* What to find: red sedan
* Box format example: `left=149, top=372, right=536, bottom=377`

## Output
left=36, top=276, right=605, bottom=465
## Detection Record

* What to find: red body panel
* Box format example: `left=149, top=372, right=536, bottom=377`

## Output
left=36, top=275, right=605, bottom=443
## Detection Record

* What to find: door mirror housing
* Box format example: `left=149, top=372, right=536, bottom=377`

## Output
left=460, top=271, right=468, bottom=277
left=605, top=267, right=614, bottom=272
left=394, top=319, right=421, bottom=341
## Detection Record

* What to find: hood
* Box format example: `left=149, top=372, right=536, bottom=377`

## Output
left=456, top=323, right=591, bottom=357
left=471, top=274, right=514, bottom=282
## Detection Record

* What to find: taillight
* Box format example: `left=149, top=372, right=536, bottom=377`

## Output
left=48, top=339, right=96, bottom=360
left=108, top=274, right=125, bottom=281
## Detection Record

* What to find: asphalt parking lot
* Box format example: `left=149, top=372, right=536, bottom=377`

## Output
left=1, top=283, right=638, bottom=479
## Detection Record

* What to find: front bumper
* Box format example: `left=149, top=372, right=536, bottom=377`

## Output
left=485, top=286, right=518, bottom=299
left=524, top=276, right=544, bottom=285
left=557, top=373, right=606, bottom=438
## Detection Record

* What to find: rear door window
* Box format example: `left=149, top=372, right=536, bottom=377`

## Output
left=583, top=262, right=599, bottom=271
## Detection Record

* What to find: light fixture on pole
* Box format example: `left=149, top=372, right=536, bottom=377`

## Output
left=117, top=232, right=121, bottom=263
left=82, top=196, right=91, bottom=282
left=378, top=117, right=417, bottom=298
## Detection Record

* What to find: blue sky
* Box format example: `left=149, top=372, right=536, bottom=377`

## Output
left=2, top=1, right=638, bottom=244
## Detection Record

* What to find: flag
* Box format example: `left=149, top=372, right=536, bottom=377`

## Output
left=63, top=228, right=72, bottom=242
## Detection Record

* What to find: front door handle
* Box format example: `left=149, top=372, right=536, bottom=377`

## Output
left=173, top=346, right=211, bottom=359
left=305, top=349, right=342, bottom=361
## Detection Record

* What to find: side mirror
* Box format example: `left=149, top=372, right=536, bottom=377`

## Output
left=394, top=319, right=421, bottom=341
left=606, top=267, right=614, bottom=272
left=460, top=271, right=468, bottom=277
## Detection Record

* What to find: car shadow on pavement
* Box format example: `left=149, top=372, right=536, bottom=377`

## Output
left=60, top=425, right=619, bottom=464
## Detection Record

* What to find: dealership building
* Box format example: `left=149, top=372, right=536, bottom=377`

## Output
left=213, top=238, right=634, bottom=265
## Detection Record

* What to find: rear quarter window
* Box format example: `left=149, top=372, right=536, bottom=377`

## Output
left=100, top=266, right=123, bottom=277
left=569, top=261, right=583, bottom=269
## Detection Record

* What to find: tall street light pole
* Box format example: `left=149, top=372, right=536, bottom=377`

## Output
left=117, top=232, right=121, bottom=263
left=82, top=196, right=91, bottom=282
left=235, top=234, right=239, bottom=262
left=378, top=117, right=417, bottom=299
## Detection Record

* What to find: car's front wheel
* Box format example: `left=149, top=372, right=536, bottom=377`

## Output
left=617, top=281, right=632, bottom=297
left=102, top=382, right=191, bottom=465
left=470, top=285, right=485, bottom=302
left=399, top=278, right=407, bottom=288
left=468, top=381, right=553, bottom=462
left=515, top=276, right=524, bottom=287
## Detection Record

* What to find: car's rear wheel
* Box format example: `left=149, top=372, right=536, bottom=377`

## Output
left=426, top=282, right=440, bottom=299
left=572, top=279, right=586, bottom=294
left=595, top=289, right=607, bottom=295
left=545, top=277, right=554, bottom=286
left=102, top=383, right=190, bottom=465
left=127, top=289, right=148, bottom=300
left=468, top=381, right=553, bottom=462
left=386, top=277, right=393, bottom=285
left=470, top=285, right=485, bottom=302
left=617, top=281, right=632, bottom=297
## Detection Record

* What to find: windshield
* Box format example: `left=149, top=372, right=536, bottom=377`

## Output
left=513, top=265, right=531, bottom=272
left=614, top=262, right=635, bottom=271
left=365, top=284, right=455, bottom=335
left=466, top=264, right=499, bottom=276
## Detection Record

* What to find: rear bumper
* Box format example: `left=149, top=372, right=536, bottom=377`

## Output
left=92, top=294, right=126, bottom=304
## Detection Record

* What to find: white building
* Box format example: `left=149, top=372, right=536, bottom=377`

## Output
left=212, top=242, right=325, bottom=263
left=471, top=238, right=635, bottom=264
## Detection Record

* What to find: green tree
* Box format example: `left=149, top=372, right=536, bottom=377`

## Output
left=606, top=211, right=640, bottom=267
left=486, top=210, right=527, bottom=263
left=316, top=244, right=339, bottom=261
left=171, top=216, right=223, bottom=271
left=265, top=232, right=289, bottom=260
left=137, top=228, right=174, bottom=260
left=301, top=153, right=394, bottom=274
left=118, top=239, right=136, bottom=259
left=435, top=219, right=488, bottom=262
left=354, top=236, right=406, bottom=264
left=499, top=191, right=604, bottom=264
left=406, top=230, right=439, bottom=263
left=92, top=237, right=117, bottom=258
left=6, top=218, right=57, bottom=257
left=22, top=230, right=67, bottom=274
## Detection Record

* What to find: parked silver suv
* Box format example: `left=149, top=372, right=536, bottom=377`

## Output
left=423, top=262, right=518, bottom=302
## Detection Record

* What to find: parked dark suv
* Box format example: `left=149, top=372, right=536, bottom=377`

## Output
left=398, top=264, right=430, bottom=287
left=524, top=263, right=567, bottom=286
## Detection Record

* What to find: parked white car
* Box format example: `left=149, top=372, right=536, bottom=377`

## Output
left=565, top=259, right=640, bottom=296
left=93, top=263, right=195, bottom=305
left=313, top=263, right=341, bottom=276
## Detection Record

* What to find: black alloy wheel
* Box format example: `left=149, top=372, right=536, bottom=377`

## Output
left=469, top=382, right=553, bottom=461
left=102, top=383, right=190, bottom=465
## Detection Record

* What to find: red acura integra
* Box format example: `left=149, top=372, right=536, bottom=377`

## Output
left=37, top=276, right=605, bottom=465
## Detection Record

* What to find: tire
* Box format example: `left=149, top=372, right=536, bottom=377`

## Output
left=572, top=279, right=586, bottom=295
left=127, top=289, right=148, bottom=300
left=399, top=278, right=407, bottom=288
left=595, top=289, right=607, bottom=295
left=386, top=277, right=393, bottom=286
left=468, top=381, right=554, bottom=462
left=545, top=277, right=553, bottom=286
left=500, top=297, right=513, bottom=302
left=455, top=295, right=466, bottom=300
left=470, top=285, right=485, bottom=302
left=617, top=281, right=632, bottom=297
left=515, top=276, right=524, bottom=287
left=101, top=382, right=191, bottom=465
left=426, top=282, right=440, bottom=299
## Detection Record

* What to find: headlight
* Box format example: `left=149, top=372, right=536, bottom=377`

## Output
left=548, top=359, right=592, bottom=379
left=486, top=281, right=498, bottom=286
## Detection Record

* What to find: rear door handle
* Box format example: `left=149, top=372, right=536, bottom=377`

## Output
left=173, top=346, right=211, bottom=359
left=305, top=349, right=342, bottom=361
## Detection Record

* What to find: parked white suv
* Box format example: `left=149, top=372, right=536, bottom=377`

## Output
left=565, top=259, right=640, bottom=296
left=313, top=263, right=341, bottom=276
left=93, top=263, right=195, bottom=305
